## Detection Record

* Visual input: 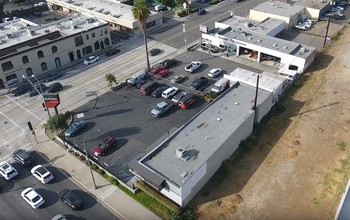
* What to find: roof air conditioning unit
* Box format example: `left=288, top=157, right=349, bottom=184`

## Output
left=273, top=43, right=278, bottom=47
left=176, top=148, right=186, bottom=158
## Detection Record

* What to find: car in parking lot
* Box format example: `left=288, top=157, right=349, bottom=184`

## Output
left=208, top=68, right=222, bottom=78
left=52, top=214, right=68, bottom=220
left=155, top=68, right=169, bottom=78
left=185, top=61, right=201, bottom=73
left=178, top=94, right=198, bottom=109
left=190, top=76, right=208, bottom=91
left=45, top=72, right=62, bottom=82
left=160, top=59, right=177, bottom=68
left=151, top=85, right=169, bottom=97
left=31, top=165, right=54, bottom=184
left=0, top=161, right=18, bottom=180
left=64, top=121, right=86, bottom=137
left=162, top=87, right=179, bottom=99
left=47, top=82, right=63, bottom=93
left=149, top=64, right=167, bottom=75
left=27, top=84, right=47, bottom=97
left=171, top=75, right=186, bottom=84
left=83, top=55, right=99, bottom=65
left=12, top=149, right=33, bottom=166
left=171, top=91, right=186, bottom=104
left=21, top=188, right=45, bottom=209
left=11, top=84, right=31, bottom=96
left=105, top=48, right=120, bottom=57
left=140, top=81, right=159, bottom=95
left=151, top=101, right=175, bottom=118
left=58, top=189, right=83, bottom=210
left=93, top=136, right=117, bottom=156
left=149, top=48, right=161, bottom=56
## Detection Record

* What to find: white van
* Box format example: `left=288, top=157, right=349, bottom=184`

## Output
left=211, top=78, right=229, bottom=94
left=127, top=70, right=147, bottom=86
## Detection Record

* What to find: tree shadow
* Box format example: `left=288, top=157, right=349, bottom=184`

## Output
left=36, top=188, right=58, bottom=208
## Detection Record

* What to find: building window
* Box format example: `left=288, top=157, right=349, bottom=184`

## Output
left=55, top=57, right=61, bottom=67
left=84, top=46, right=93, bottom=54
left=51, top=46, right=58, bottom=54
left=104, top=28, right=108, bottom=34
left=74, top=36, right=84, bottom=47
left=92, top=32, right=95, bottom=38
left=37, top=50, right=44, bottom=59
left=86, top=34, right=89, bottom=40
left=94, top=42, right=100, bottom=50
left=41, top=62, right=47, bottom=71
left=26, top=68, right=33, bottom=76
left=22, top=56, right=29, bottom=64
left=100, top=30, right=103, bottom=36
left=1, top=61, right=14, bottom=71
left=6, top=74, right=18, bottom=86
left=104, top=38, right=110, bottom=46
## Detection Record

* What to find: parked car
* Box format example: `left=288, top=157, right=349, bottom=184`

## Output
left=149, top=48, right=161, bottom=56
left=0, top=161, right=18, bottom=180
left=162, top=87, right=179, bottom=99
left=27, top=84, right=47, bottom=97
left=58, top=189, right=83, bottom=210
left=64, top=121, right=86, bottom=137
left=155, top=69, right=169, bottom=78
left=190, top=76, right=208, bottom=91
left=149, top=64, right=166, bottom=75
left=140, top=81, right=159, bottom=95
left=12, top=149, right=33, bottom=166
left=52, top=214, right=68, bottom=220
left=11, top=84, right=31, bottom=96
left=197, top=8, right=206, bottom=15
left=178, top=94, right=198, bottom=109
left=31, top=165, right=54, bottom=184
left=93, top=136, right=117, bottom=156
left=45, top=72, right=62, bottom=82
left=151, top=85, right=169, bottom=97
left=127, top=70, right=148, bottom=86
left=105, top=48, right=120, bottom=57
left=21, top=188, right=45, bottom=209
left=208, top=68, right=222, bottom=78
left=171, top=75, right=186, bottom=84
left=83, top=55, right=99, bottom=65
left=155, top=4, right=166, bottom=12
left=48, top=82, right=63, bottom=93
left=185, top=61, right=201, bottom=73
left=160, top=59, right=177, bottom=68
left=151, top=101, right=175, bottom=118
left=171, top=91, right=186, bottom=104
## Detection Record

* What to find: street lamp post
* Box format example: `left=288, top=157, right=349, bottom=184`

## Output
left=23, top=74, right=50, bottom=117
left=83, top=137, right=97, bottom=189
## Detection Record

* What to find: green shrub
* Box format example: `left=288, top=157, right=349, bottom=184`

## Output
left=111, top=179, right=119, bottom=186
left=80, top=155, right=86, bottom=161
left=97, top=169, right=105, bottom=175
left=91, top=164, right=99, bottom=171
left=210, top=0, right=220, bottom=5
left=102, top=173, right=109, bottom=179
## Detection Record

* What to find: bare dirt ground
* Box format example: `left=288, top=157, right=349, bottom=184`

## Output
left=194, top=25, right=350, bottom=219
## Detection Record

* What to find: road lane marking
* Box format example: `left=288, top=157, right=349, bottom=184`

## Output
left=0, top=143, right=31, bottom=161
left=0, top=111, right=25, bottom=148
left=16, top=97, right=30, bottom=107
left=6, top=95, right=42, bottom=121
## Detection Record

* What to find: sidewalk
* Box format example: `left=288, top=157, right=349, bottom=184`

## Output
left=32, top=122, right=161, bottom=220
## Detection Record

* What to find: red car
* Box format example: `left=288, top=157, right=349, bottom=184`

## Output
left=155, top=69, right=169, bottom=79
left=93, top=136, right=117, bottom=156
left=178, top=94, right=198, bottom=109
left=149, top=64, right=166, bottom=75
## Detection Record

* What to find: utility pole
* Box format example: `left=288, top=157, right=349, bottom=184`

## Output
left=83, top=142, right=97, bottom=189
left=253, top=75, right=260, bottom=124
left=323, top=17, right=331, bottom=48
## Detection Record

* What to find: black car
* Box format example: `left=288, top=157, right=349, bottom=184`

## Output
left=11, top=84, right=31, bottom=96
left=106, top=48, right=120, bottom=57
left=58, top=189, right=83, bottom=210
left=45, top=72, right=62, bottom=82
left=151, top=85, right=169, bottom=97
left=27, top=84, right=47, bottom=97
left=190, top=77, right=208, bottom=91
left=161, top=59, right=177, bottom=68
left=12, top=149, right=33, bottom=166
left=149, top=48, right=161, bottom=56
left=48, top=82, right=63, bottom=93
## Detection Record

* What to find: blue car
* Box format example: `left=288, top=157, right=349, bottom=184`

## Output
left=198, top=8, right=206, bottom=15
left=64, top=121, right=86, bottom=137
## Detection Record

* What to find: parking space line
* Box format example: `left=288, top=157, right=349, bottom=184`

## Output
left=6, top=95, right=42, bottom=121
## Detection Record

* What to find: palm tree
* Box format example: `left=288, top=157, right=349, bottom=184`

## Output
left=105, top=73, right=118, bottom=87
left=132, top=0, right=151, bottom=69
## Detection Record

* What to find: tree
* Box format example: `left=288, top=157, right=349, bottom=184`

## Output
left=132, top=0, right=151, bottom=69
left=105, top=73, right=118, bottom=87
left=0, top=0, right=4, bottom=15
left=160, top=0, right=176, bottom=9
left=45, top=114, right=68, bottom=134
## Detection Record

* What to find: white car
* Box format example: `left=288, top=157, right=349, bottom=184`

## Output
left=171, top=92, right=186, bottom=104
left=83, top=55, right=99, bottom=65
left=0, top=161, right=18, bottom=180
left=21, top=188, right=45, bottom=209
left=162, top=87, right=179, bottom=99
left=208, top=68, right=222, bottom=78
left=185, top=61, right=202, bottom=73
left=31, top=165, right=54, bottom=184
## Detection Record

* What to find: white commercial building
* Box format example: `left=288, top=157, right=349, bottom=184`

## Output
left=46, top=0, right=163, bottom=36
left=129, top=69, right=288, bottom=206
left=201, top=15, right=316, bottom=80
left=0, top=15, right=110, bottom=88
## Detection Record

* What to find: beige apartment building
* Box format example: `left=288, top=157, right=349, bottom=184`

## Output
left=0, top=15, right=110, bottom=88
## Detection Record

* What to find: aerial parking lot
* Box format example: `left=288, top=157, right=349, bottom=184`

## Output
left=63, top=49, right=264, bottom=182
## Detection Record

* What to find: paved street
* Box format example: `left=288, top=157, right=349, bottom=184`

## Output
left=0, top=151, right=118, bottom=220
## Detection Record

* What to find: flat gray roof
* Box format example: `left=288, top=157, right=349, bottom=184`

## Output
left=294, top=0, right=330, bottom=10
left=251, top=1, right=304, bottom=17
left=220, top=15, right=285, bottom=35
left=0, top=15, right=107, bottom=51
left=140, top=83, right=272, bottom=187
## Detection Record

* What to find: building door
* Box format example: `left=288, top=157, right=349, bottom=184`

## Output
left=94, top=42, right=100, bottom=50
left=55, top=57, right=61, bottom=67
left=68, top=52, right=74, bottom=62
left=77, top=50, right=81, bottom=59
left=100, top=41, right=104, bottom=50
left=0, top=79, right=4, bottom=88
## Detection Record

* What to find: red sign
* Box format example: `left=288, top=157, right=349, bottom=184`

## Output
left=44, top=94, right=60, bottom=109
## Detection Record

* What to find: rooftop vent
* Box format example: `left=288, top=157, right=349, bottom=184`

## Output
left=180, top=171, right=188, bottom=178
left=284, top=46, right=288, bottom=50
left=248, top=37, right=252, bottom=40
left=27, top=29, right=35, bottom=36
left=257, top=39, right=262, bottom=42
left=273, top=43, right=278, bottom=47
left=87, top=18, right=96, bottom=23
left=241, top=31, right=247, bottom=36
left=44, top=29, right=50, bottom=33
left=176, top=148, right=186, bottom=158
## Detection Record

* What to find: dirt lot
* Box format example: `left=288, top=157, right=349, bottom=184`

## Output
left=194, top=25, right=350, bottom=219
